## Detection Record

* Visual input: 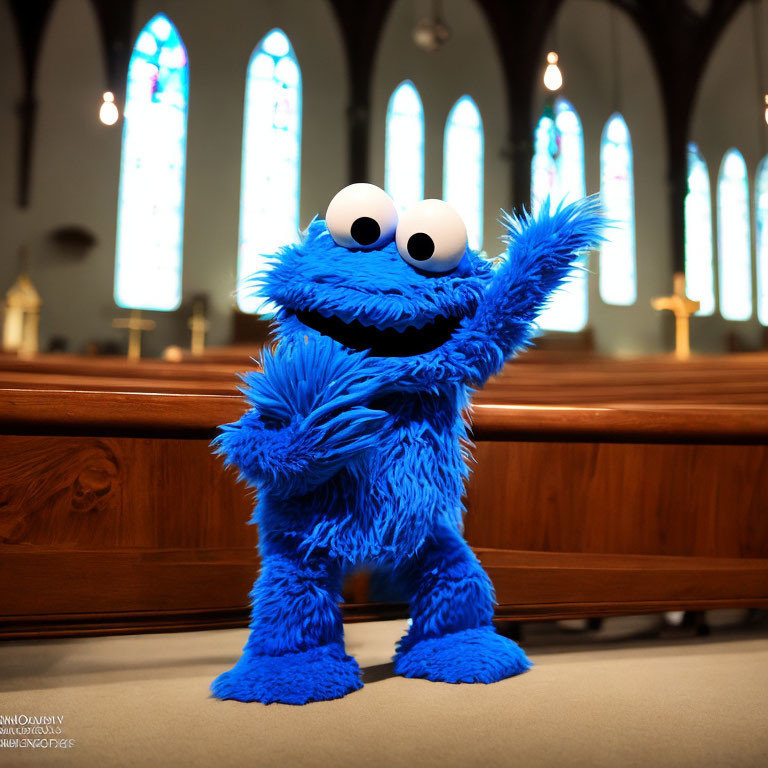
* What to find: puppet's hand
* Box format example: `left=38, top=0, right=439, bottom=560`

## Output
left=462, top=196, right=604, bottom=383
left=214, top=337, right=388, bottom=495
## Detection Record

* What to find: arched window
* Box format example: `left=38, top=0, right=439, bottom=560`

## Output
left=599, top=113, right=636, bottom=306
left=685, top=143, right=715, bottom=316
left=385, top=81, right=424, bottom=214
left=115, top=14, right=188, bottom=311
left=531, top=107, right=557, bottom=213
left=443, top=96, right=484, bottom=251
left=530, top=98, right=587, bottom=331
left=755, top=156, right=768, bottom=325
left=717, top=149, right=752, bottom=321
left=237, top=29, right=302, bottom=314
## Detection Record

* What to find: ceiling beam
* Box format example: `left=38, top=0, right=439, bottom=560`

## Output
left=474, top=0, right=564, bottom=212
left=6, top=0, right=56, bottom=207
left=326, top=0, right=395, bottom=184
left=611, top=0, right=747, bottom=272
left=89, top=0, right=136, bottom=106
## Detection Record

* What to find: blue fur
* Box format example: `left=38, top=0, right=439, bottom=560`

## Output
left=212, top=196, right=603, bottom=704
left=212, top=645, right=362, bottom=705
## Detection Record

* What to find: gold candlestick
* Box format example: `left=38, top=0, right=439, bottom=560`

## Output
left=3, top=247, right=41, bottom=359
left=188, top=300, right=210, bottom=357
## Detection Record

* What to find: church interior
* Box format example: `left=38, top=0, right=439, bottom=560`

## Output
left=1, top=0, right=768, bottom=765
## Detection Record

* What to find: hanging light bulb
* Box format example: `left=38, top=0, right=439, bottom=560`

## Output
left=764, top=94, right=768, bottom=126
left=413, top=0, right=451, bottom=52
left=543, top=51, right=563, bottom=91
left=99, top=91, right=118, bottom=125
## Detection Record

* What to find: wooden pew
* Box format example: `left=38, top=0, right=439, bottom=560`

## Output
left=481, top=353, right=768, bottom=405
left=0, top=352, right=243, bottom=385
left=0, top=369, right=237, bottom=395
left=1, top=386, right=766, bottom=638
left=0, top=388, right=256, bottom=638
left=465, top=402, right=768, bottom=619
left=4, top=348, right=768, bottom=403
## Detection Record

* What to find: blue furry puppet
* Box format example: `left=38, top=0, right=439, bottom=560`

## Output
left=212, top=184, right=603, bottom=705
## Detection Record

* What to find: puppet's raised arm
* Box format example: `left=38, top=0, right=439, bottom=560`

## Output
left=463, top=196, right=604, bottom=383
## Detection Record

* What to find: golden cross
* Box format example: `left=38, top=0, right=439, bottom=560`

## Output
left=188, top=300, right=209, bottom=357
left=651, top=272, right=700, bottom=361
left=112, top=309, right=156, bottom=361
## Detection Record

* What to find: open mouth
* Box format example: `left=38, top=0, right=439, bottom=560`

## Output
left=294, top=309, right=461, bottom=357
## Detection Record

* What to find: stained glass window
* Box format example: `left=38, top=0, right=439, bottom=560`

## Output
left=530, top=98, right=587, bottom=332
left=717, top=149, right=752, bottom=321
left=115, top=13, right=189, bottom=311
left=755, top=156, right=768, bottom=325
left=531, top=108, right=557, bottom=214
left=599, top=114, right=636, bottom=305
left=684, top=143, right=715, bottom=316
left=237, top=29, right=302, bottom=314
left=385, top=81, right=424, bottom=215
left=443, top=96, right=484, bottom=251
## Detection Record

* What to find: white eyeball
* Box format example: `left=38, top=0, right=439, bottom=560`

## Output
left=325, top=183, right=398, bottom=250
left=395, top=199, right=468, bottom=273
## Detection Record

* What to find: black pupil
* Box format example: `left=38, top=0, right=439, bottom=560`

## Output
left=351, top=217, right=380, bottom=246
left=407, top=233, right=434, bottom=261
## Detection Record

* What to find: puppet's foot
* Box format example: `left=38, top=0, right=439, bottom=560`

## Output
left=394, top=627, right=532, bottom=684
left=211, top=643, right=362, bottom=705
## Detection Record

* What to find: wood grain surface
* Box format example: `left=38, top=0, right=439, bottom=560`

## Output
left=3, top=348, right=768, bottom=404
left=0, top=436, right=255, bottom=548
left=1, top=358, right=767, bottom=638
left=3, top=388, right=768, bottom=444
left=465, top=441, right=768, bottom=558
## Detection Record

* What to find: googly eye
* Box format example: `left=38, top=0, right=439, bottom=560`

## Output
left=395, top=199, right=468, bottom=273
left=325, top=183, right=398, bottom=250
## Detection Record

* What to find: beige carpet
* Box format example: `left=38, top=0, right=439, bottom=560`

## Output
left=1, top=617, right=767, bottom=768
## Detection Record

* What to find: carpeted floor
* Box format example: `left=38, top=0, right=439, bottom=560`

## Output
left=1, top=616, right=767, bottom=767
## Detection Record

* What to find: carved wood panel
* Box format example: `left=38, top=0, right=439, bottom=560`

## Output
left=0, top=435, right=255, bottom=549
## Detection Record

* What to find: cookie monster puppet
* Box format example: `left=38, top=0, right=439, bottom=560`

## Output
left=212, top=183, right=602, bottom=705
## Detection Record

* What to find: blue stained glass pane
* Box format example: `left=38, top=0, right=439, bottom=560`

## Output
left=261, top=29, right=290, bottom=56
left=237, top=29, right=302, bottom=314
left=531, top=112, right=557, bottom=215
left=599, top=114, right=636, bottom=306
left=115, top=13, right=189, bottom=311
left=385, top=81, right=424, bottom=215
left=443, top=96, right=484, bottom=251
left=755, top=156, right=768, bottom=325
left=134, top=31, right=157, bottom=56
left=684, top=143, right=715, bottom=316
left=530, top=98, right=587, bottom=331
left=717, top=149, right=752, bottom=321
left=150, top=15, right=172, bottom=41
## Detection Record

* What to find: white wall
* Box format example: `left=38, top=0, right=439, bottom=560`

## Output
left=371, top=0, right=508, bottom=255
left=1, top=0, right=124, bottom=354
left=0, top=0, right=759, bottom=357
left=372, top=0, right=673, bottom=356
left=535, top=0, right=670, bottom=355
left=1, top=0, right=346, bottom=356
left=0, top=0, right=20, bottom=224
left=132, top=0, right=347, bottom=354
left=690, top=0, right=767, bottom=352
